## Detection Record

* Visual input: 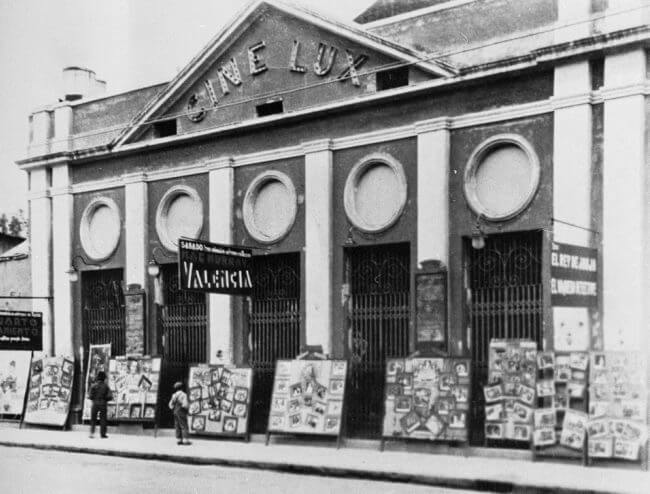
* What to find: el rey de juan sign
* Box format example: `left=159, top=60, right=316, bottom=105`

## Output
left=179, top=238, right=253, bottom=295
left=550, top=242, right=598, bottom=307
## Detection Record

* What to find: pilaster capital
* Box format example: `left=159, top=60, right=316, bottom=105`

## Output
left=414, top=117, right=451, bottom=134
left=301, top=139, right=332, bottom=154
left=206, top=157, right=234, bottom=171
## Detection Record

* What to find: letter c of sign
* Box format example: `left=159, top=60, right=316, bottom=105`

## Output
left=187, top=93, right=206, bottom=123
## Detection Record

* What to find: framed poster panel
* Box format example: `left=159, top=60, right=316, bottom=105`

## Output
left=267, top=359, right=347, bottom=436
left=187, top=364, right=253, bottom=437
left=0, top=350, right=31, bottom=417
left=382, top=357, right=470, bottom=442
left=484, top=339, right=537, bottom=443
left=82, top=344, right=112, bottom=420
left=414, top=272, right=447, bottom=353
left=107, top=356, right=161, bottom=422
left=23, top=355, right=74, bottom=426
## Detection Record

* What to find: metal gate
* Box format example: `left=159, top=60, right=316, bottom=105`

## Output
left=159, top=263, right=207, bottom=426
left=248, top=253, right=301, bottom=433
left=466, top=231, right=543, bottom=444
left=345, top=243, right=410, bottom=437
left=82, top=269, right=126, bottom=355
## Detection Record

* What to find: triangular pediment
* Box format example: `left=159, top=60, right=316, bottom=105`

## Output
left=113, top=0, right=454, bottom=146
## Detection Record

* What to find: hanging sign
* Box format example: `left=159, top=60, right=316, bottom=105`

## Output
left=179, top=238, right=253, bottom=295
left=550, top=242, right=598, bottom=307
left=0, top=311, right=43, bottom=351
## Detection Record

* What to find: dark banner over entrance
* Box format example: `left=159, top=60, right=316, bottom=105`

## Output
left=0, top=310, right=43, bottom=351
left=178, top=238, right=253, bottom=295
left=550, top=242, right=598, bottom=307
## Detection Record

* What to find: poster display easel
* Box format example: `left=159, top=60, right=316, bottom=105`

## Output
left=23, top=355, right=75, bottom=429
left=187, top=363, right=253, bottom=441
left=265, top=349, right=347, bottom=449
left=106, top=355, right=162, bottom=436
left=0, top=350, right=32, bottom=423
left=82, top=344, right=112, bottom=421
left=532, top=352, right=589, bottom=465
left=380, top=350, right=471, bottom=452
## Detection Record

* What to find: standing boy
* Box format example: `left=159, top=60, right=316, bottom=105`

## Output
left=89, top=371, right=112, bottom=438
left=169, top=381, right=191, bottom=445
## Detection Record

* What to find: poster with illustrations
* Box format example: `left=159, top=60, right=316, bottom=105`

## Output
left=23, top=355, right=75, bottom=426
left=382, top=358, right=470, bottom=442
left=0, top=351, right=31, bottom=416
left=484, top=340, right=537, bottom=442
left=268, top=359, right=347, bottom=436
left=187, top=364, right=253, bottom=436
left=107, top=356, right=161, bottom=421
left=587, top=352, right=647, bottom=461
left=532, top=352, right=588, bottom=450
left=82, top=344, right=112, bottom=420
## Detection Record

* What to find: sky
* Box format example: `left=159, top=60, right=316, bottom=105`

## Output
left=0, top=0, right=374, bottom=217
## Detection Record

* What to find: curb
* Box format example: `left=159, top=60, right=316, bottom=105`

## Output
left=0, top=440, right=620, bottom=494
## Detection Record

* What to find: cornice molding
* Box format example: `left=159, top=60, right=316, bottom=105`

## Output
left=205, top=157, right=234, bottom=171
left=49, top=186, right=73, bottom=197
left=600, top=82, right=647, bottom=101
left=414, top=117, right=451, bottom=134
left=550, top=93, right=593, bottom=111
left=301, top=139, right=333, bottom=154
left=452, top=99, right=552, bottom=129
left=121, top=172, right=148, bottom=184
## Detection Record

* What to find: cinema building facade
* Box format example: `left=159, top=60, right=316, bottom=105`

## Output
left=18, top=0, right=650, bottom=439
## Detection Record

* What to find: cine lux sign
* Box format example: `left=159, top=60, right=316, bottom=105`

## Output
left=178, top=238, right=253, bottom=295
left=0, top=311, right=43, bottom=351
left=550, top=242, right=598, bottom=307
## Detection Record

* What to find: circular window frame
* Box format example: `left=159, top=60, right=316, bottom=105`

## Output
left=155, top=185, right=204, bottom=253
left=79, top=196, right=122, bottom=262
left=463, top=134, right=541, bottom=222
left=243, top=170, right=297, bottom=244
left=343, top=152, right=408, bottom=234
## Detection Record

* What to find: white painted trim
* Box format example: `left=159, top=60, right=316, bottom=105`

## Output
left=125, top=180, right=148, bottom=287
left=343, top=152, right=408, bottom=233
left=600, top=82, right=647, bottom=101
left=69, top=98, right=561, bottom=195
left=360, top=0, right=476, bottom=29
left=155, top=184, right=204, bottom=253
left=79, top=196, right=122, bottom=262
left=50, top=186, right=73, bottom=197
left=550, top=93, right=593, bottom=110
left=242, top=169, right=298, bottom=244
left=301, top=138, right=332, bottom=154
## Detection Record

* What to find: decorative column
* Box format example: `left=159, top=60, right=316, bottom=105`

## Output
left=415, top=118, right=450, bottom=267
left=303, top=139, right=333, bottom=355
left=29, top=168, right=53, bottom=355
left=601, top=49, right=647, bottom=350
left=124, top=173, right=148, bottom=288
left=51, top=164, right=74, bottom=356
left=208, top=158, right=234, bottom=364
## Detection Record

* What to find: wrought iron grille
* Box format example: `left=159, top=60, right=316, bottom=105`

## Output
left=82, top=269, right=126, bottom=356
left=345, top=243, right=410, bottom=437
left=248, top=253, right=301, bottom=433
left=159, top=263, right=207, bottom=426
left=466, top=231, right=543, bottom=444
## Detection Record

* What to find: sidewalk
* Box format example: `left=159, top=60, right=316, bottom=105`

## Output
left=0, top=425, right=646, bottom=493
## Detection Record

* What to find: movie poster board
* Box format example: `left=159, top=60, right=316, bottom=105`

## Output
left=587, top=351, right=647, bottom=461
left=23, top=355, right=74, bottom=426
left=82, top=344, right=112, bottom=420
left=107, top=356, right=161, bottom=421
left=187, top=364, right=253, bottom=436
left=0, top=351, right=31, bottom=416
left=484, top=340, right=537, bottom=442
left=533, top=352, right=589, bottom=450
left=268, top=359, right=347, bottom=435
left=382, top=357, right=470, bottom=442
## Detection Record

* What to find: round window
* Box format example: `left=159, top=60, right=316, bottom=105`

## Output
left=464, top=134, right=540, bottom=221
left=80, top=197, right=121, bottom=261
left=155, top=185, right=203, bottom=252
left=344, top=153, right=407, bottom=233
left=243, top=171, right=297, bottom=244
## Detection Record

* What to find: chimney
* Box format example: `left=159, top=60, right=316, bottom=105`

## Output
left=62, top=66, right=107, bottom=101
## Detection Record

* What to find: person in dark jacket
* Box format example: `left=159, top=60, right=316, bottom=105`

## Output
left=89, top=371, right=112, bottom=438
left=168, top=381, right=191, bottom=445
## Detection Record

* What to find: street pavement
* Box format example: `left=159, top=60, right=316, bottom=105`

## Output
left=0, top=446, right=481, bottom=494
left=0, top=425, right=648, bottom=493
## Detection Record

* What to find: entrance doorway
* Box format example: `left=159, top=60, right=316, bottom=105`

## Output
left=344, top=243, right=410, bottom=437
left=82, top=269, right=126, bottom=357
left=248, top=253, right=301, bottom=433
left=465, top=231, right=543, bottom=444
left=159, top=263, right=207, bottom=426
